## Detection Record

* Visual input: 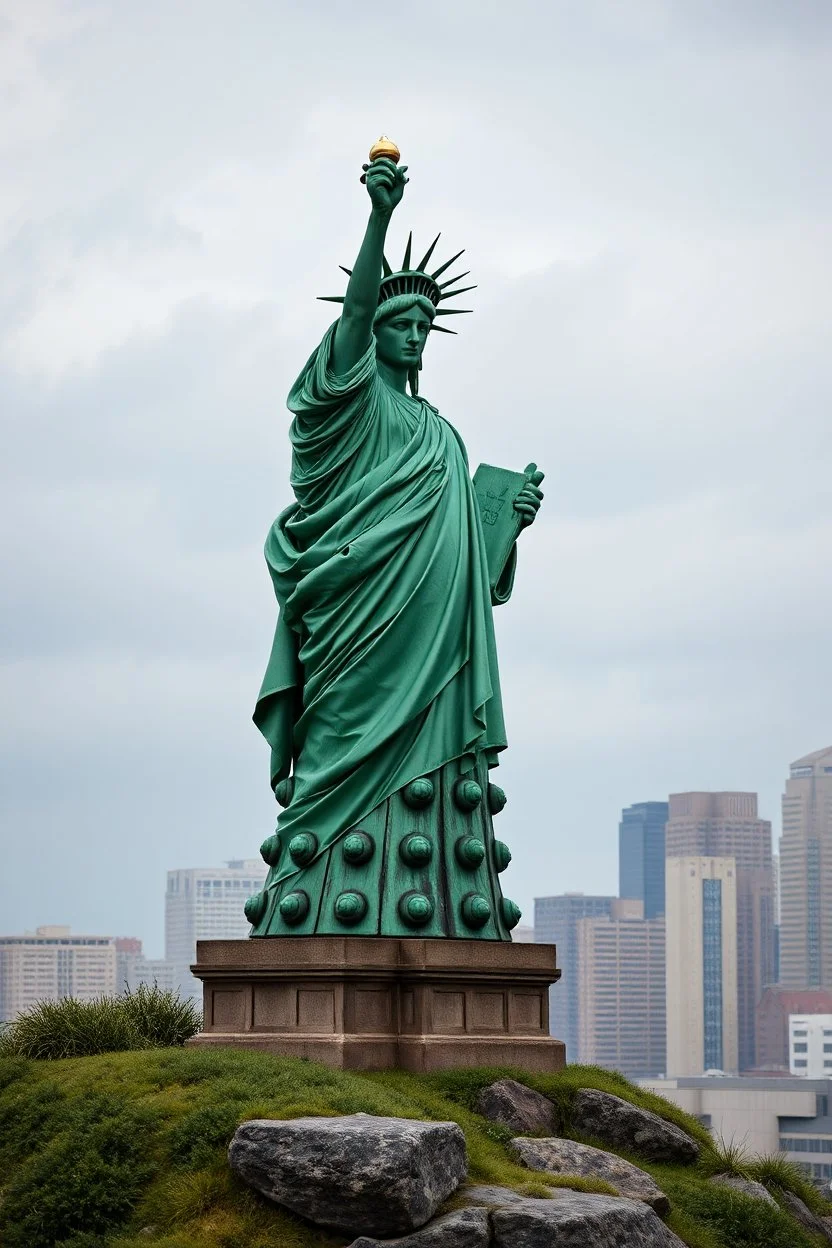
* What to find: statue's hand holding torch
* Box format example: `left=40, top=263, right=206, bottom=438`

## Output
left=361, top=136, right=408, bottom=216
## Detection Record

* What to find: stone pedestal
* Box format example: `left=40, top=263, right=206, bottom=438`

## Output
left=188, top=936, right=564, bottom=1073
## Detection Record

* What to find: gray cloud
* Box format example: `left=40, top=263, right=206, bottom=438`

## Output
left=1, top=0, right=830, bottom=949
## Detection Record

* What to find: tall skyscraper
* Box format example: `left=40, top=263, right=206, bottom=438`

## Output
left=165, top=859, right=267, bottom=1000
left=666, top=856, right=738, bottom=1075
left=619, top=801, right=669, bottom=919
left=780, top=746, right=832, bottom=989
left=534, top=893, right=615, bottom=1059
left=0, top=926, right=117, bottom=1022
left=576, top=899, right=666, bottom=1077
left=666, top=791, right=774, bottom=1071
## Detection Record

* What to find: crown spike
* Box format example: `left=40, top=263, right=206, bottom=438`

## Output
left=402, top=232, right=413, bottom=270
left=339, top=266, right=353, bottom=277
left=318, top=296, right=346, bottom=303
left=431, top=249, right=465, bottom=280
left=382, top=253, right=392, bottom=277
left=435, top=307, right=473, bottom=316
left=430, top=323, right=457, bottom=334
left=438, top=270, right=470, bottom=290
left=416, top=233, right=441, bottom=272
left=439, top=284, right=477, bottom=301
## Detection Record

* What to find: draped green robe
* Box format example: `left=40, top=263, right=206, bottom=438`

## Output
left=252, top=324, right=511, bottom=915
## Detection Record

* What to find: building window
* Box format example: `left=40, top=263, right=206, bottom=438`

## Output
left=702, top=878, right=723, bottom=1070
left=794, top=1059, right=808, bottom=1068
left=794, top=1043, right=808, bottom=1053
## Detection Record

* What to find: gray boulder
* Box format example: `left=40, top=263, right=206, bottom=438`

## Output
left=492, top=1194, right=686, bottom=1246
left=346, top=1207, right=490, bottom=1248
left=463, top=1184, right=537, bottom=1205
left=510, top=1136, right=670, bottom=1214
left=228, top=1114, right=467, bottom=1237
left=571, top=1089, right=700, bottom=1164
left=780, top=1191, right=832, bottom=1243
left=474, top=1078, right=557, bottom=1136
left=709, top=1173, right=776, bottom=1205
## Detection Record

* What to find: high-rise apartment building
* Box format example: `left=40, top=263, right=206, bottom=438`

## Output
left=165, top=859, right=267, bottom=1000
left=756, top=986, right=832, bottom=1072
left=666, top=856, right=739, bottom=1076
left=666, top=791, right=774, bottom=1071
left=789, top=1014, right=832, bottom=1079
left=0, top=926, right=117, bottom=1021
left=619, top=801, right=669, bottom=919
left=780, top=747, right=832, bottom=989
left=576, top=899, right=666, bottom=1077
left=534, top=893, right=615, bottom=1059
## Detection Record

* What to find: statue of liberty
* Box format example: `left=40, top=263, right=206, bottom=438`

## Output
left=244, top=139, right=544, bottom=941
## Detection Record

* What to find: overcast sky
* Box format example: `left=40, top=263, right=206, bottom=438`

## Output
left=1, top=1, right=830, bottom=955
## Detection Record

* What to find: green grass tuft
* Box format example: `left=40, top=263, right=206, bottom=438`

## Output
left=0, top=987, right=201, bottom=1060
left=747, top=1151, right=832, bottom=1216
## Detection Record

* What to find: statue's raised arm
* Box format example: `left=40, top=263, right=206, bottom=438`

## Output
left=331, top=143, right=409, bottom=378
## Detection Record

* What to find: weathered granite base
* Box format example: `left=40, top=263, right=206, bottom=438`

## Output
left=188, top=937, right=564, bottom=1073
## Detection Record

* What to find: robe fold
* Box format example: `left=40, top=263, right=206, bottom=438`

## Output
left=253, top=325, right=509, bottom=890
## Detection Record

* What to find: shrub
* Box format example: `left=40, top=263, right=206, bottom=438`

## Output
left=748, top=1151, right=832, bottom=1215
left=118, top=984, right=203, bottom=1049
left=0, top=988, right=201, bottom=1059
left=661, top=1171, right=819, bottom=1248
left=168, top=1103, right=242, bottom=1168
left=0, top=1100, right=157, bottom=1248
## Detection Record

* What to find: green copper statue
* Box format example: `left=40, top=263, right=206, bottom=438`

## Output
left=245, top=138, right=544, bottom=940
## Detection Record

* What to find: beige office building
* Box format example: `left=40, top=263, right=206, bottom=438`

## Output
left=780, top=746, right=832, bottom=990
left=0, top=926, right=118, bottom=1021
left=165, top=859, right=267, bottom=999
left=666, top=792, right=774, bottom=1071
left=576, top=900, right=666, bottom=1077
left=666, top=857, right=738, bottom=1076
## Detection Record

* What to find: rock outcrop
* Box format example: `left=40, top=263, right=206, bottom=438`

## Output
left=228, top=1114, right=467, bottom=1237
left=346, top=1207, right=490, bottom=1247
left=474, top=1078, right=558, bottom=1136
left=780, top=1191, right=832, bottom=1243
left=571, top=1089, right=700, bottom=1164
left=510, top=1136, right=670, bottom=1214
left=709, top=1173, right=776, bottom=1205
left=490, top=1193, right=686, bottom=1246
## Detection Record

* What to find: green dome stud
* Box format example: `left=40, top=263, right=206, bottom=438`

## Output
left=501, top=897, right=522, bottom=930
left=455, top=835, right=486, bottom=869
left=454, top=778, right=483, bottom=812
left=403, top=777, right=435, bottom=809
left=259, top=832, right=282, bottom=867
left=493, top=840, right=512, bottom=873
left=274, top=777, right=295, bottom=808
left=244, top=890, right=268, bottom=925
left=399, top=833, right=433, bottom=866
left=334, top=891, right=368, bottom=926
left=461, top=892, right=492, bottom=930
left=487, top=782, right=507, bottom=814
left=398, top=891, right=434, bottom=928
left=279, top=890, right=310, bottom=926
left=343, top=830, right=375, bottom=865
left=288, top=831, right=318, bottom=866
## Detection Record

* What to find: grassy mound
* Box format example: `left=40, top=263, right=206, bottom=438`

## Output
left=0, top=1049, right=829, bottom=1248
left=0, top=987, right=201, bottom=1059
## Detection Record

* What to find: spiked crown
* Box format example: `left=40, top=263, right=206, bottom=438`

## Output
left=319, top=232, right=475, bottom=334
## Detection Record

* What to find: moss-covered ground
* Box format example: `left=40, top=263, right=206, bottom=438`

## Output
left=0, top=1049, right=830, bottom=1248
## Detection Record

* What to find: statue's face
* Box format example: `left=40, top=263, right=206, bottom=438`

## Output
left=374, top=307, right=432, bottom=372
